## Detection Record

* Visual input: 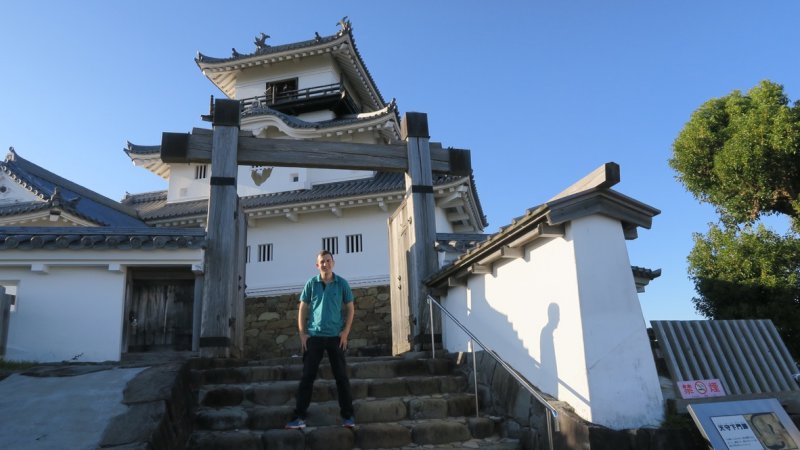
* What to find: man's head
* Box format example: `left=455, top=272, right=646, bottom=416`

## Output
left=316, top=250, right=335, bottom=279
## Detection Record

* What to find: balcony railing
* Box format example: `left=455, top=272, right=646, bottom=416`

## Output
left=241, top=82, right=344, bottom=111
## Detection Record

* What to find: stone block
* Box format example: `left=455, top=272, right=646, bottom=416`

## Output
left=123, top=363, right=182, bottom=404
left=248, top=383, right=294, bottom=406
left=100, top=401, right=166, bottom=447
left=408, top=376, right=441, bottom=395
left=189, top=430, right=263, bottom=450
left=261, top=429, right=305, bottom=450
left=276, top=335, right=289, bottom=344
left=248, top=366, right=284, bottom=382
left=411, top=420, right=471, bottom=445
left=195, top=407, right=248, bottom=431
left=305, top=402, right=341, bottom=426
left=248, top=405, right=293, bottom=430
left=467, top=417, right=496, bottom=439
left=440, top=375, right=468, bottom=394
left=376, top=293, right=389, bottom=301
left=202, top=387, right=244, bottom=407
left=258, top=312, right=280, bottom=321
left=368, top=378, right=409, bottom=397
left=202, top=368, right=246, bottom=384
left=355, top=423, right=412, bottom=449
left=408, top=397, right=448, bottom=419
left=245, top=329, right=260, bottom=338
left=354, top=399, right=407, bottom=423
left=448, top=394, right=477, bottom=417
left=306, top=426, right=355, bottom=450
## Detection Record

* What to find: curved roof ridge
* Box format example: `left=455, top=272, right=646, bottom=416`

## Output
left=195, top=20, right=387, bottom=111
left=0, top=149, right=146, bottom=227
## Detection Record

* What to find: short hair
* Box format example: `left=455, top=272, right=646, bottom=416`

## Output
left=317, top=250, right=333, bottom=260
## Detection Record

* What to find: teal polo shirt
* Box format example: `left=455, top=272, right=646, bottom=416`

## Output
left=299, top=273, right=354, bottom=337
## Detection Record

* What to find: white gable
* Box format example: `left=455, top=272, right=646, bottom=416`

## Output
left=0, top=173, right=42, bottom=206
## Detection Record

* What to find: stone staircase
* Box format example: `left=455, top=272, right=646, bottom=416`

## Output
left=186, top=353, right=520, bottom=449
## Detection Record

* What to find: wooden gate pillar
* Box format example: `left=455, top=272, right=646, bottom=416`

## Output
left=402, top=112, right=439, bottom=347
left=199, top=99, right=241, bottom=358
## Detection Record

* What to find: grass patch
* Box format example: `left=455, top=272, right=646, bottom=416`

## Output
left=0, top=359, right=39, bottom=371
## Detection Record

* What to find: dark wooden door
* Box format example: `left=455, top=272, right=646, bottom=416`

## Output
left=127, top=279, right=194, bottom=352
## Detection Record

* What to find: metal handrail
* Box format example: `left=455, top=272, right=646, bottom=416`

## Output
left=426, top=295, right=559, bottom=450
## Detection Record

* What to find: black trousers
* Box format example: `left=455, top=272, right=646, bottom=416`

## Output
left=293, top=336, right=354, bottom=420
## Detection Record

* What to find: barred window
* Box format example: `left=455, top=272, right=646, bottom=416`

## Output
left=194, top=164, right=208, bottom=179
left=322, top=236, right=338, bottom=255
left=258, top=243, right=273, bottom=262
left=245, top=245, right=251, bottom=264
left=346, top=234, right=363, bottom=253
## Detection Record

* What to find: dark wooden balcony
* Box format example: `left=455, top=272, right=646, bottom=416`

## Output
left=241, top=82, right=359, bottom=117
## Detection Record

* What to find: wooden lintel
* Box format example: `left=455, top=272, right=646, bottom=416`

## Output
left=538, top=223, right=565, bottom=237
left=548, top=162, right=620, bottom=201
left=468, top=264, right=492, bottom=275
left=159, top=130, right=471, bottom=175
left=500, top=246, right=524, bottom=259
left=507, top=223, right=565, bottom=248
left=446, top=212, right=470, bottom=222
left=447, top=276, right=466, bottom=287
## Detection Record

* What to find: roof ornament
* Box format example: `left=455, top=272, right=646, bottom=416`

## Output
left=254, top=33, right=270, bottom=51
left=6, top=146, right=17, bottom=161
left=231, top=48, right=242, bottom=58
left=337, top=16, right=351, bottom=34
left=314, top=32, right=322, bottom=43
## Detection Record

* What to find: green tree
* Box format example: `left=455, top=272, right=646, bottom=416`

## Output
left=671, top=80, right=800, bottom=357
left=687, top=224, right=800, bottom=356
left=670, top=80, right=800, bottom=229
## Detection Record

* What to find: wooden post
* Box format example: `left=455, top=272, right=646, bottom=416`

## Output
left=0, top=287, right=10, bottom=359
left=402, top=112, right=439, bottom=349
left=232, top=200, right=247, bottom=357
left=199, top=99, right=241, bottom=358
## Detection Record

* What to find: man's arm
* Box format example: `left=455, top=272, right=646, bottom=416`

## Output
left=298, top=301, right=310, bottom=351
left=339, top=301, right=355, bottom=350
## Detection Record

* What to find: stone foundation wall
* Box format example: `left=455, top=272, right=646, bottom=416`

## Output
left=244, top=285, right=392, bottom=359
left=457, top=351, right=706, bottom=450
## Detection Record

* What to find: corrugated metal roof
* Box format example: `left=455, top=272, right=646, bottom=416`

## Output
left=652, top=320, right=800, bottom=398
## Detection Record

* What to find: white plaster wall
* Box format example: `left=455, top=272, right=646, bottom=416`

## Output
left=167, top=164, right=210, bottom=203
left=3, top=266, right=125, bottom=363
left=245, top=206, right=392, bottom=295
left=0, top=174, right=39, bottom=205
left=235, top=58, right=338, bottom=100
left=439, top=215, right=664, bottom=429
left=570, top=215, right=664, bottom=428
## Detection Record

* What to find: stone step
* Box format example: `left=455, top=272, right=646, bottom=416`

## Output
left=195, top=393, right=478, bottom=430
left=198, top=374, right=468, bottom=407
left=188, top=417, right=512, bottom=450
left=191, top=358, right=454, bottom=385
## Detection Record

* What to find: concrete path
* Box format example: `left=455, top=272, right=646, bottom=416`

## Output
left=0, top=366, right=145, bottom=450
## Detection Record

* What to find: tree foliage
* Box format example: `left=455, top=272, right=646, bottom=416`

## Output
left=688, top=224, right=800, bottom=356
left=672, top=80, right=800, bottom=357
left=670, top=80, right=800, bottom=229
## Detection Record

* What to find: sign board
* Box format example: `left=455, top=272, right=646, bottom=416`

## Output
left=689, top=398, right=800, bottom=450
left=678, top=378, right=727, bottom=399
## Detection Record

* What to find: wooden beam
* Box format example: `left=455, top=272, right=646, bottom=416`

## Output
left=160, top=129, right=472, bottom=175
left=468, top=264, right=492, bottom=275
left=500, top=246, right=524, bottom=259
left=548, top=162, right=621, bottom=201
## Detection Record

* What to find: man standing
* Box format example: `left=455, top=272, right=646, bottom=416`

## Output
left=286, top=250, right=355, bottom=429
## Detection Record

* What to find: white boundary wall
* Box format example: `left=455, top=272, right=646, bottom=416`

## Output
left=440, top=214, right=664, bottom=429
left=0, top=248, right=203, bottom=363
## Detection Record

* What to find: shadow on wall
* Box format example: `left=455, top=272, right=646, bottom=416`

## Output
left=538, top=302, right=559, bottom=396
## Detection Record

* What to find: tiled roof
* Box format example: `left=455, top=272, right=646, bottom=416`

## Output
left=242, top=99, right=398, bottom=129
left=631, top=265, right=662, bottom=281
left=0, top=150, right=147, bottom=227
left=0, top=227, right=205, bottom=251
left=123, top=171, right=487, bottom=227
left=195, top=20, right=386, bottom=111
left=435, top=233, right=490, bottom=254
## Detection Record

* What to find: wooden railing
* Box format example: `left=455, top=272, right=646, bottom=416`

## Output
left=242, top=83, right=343, bottom=110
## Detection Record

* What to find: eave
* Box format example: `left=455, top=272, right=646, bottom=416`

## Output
left=426, top=187, right=660, bottom=288
left=195, top=22, right=385, bottom=112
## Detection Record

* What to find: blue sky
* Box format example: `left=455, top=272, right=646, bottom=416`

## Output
left=1, top=1, right=798, bottom=323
